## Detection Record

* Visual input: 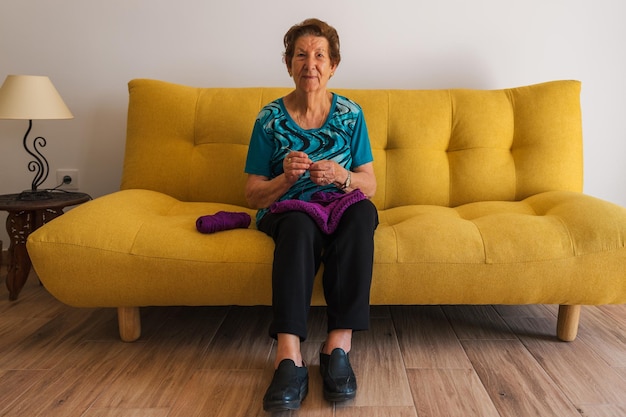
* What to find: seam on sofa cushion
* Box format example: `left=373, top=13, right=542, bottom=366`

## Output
left=447, top=89, right=453, bottom=207
left=384, top=90, right=391, bottom=209
left=552, top=214, right=577, bottom=256
left=506, top=88, right=519, bottom=200
left=468, top=218, right=489, bottom=264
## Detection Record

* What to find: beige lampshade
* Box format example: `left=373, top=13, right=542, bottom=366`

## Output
left=0, top=75, right=73, bottom=120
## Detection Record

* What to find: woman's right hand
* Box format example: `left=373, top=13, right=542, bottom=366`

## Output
left=245, top=152, right=313, bottom=209
left=283, top=151, right=312, bottom=183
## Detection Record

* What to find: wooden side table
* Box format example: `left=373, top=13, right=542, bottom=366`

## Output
left=0, top=191, right=91, bottom=300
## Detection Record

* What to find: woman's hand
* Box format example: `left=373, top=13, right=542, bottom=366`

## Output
left=245, top=151, right=313, bottom=209
left=309, top=160, right=343, bottom=187
left=310, top=161, right=377, bottom=197
left=284, top=151, right=312, bottom=183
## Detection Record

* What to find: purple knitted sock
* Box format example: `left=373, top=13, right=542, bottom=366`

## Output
left=196, top=211, right=251, bottom=234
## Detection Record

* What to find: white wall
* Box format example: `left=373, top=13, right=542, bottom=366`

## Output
left=1, top=0, right=625, bottom=247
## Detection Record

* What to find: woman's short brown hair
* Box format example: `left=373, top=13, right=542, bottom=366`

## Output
left=283, top=18, right=341, bottom=68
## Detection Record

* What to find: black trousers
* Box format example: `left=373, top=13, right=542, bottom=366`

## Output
left=258, top=199, right=379, bottom=341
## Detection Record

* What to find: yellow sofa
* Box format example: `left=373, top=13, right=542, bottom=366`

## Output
left=27, top=79, right=626, bottom=342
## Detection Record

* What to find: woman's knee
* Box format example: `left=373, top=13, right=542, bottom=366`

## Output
left=341, top=199, right=379, bottom=231
left=261, top=211, right=319, bottom=240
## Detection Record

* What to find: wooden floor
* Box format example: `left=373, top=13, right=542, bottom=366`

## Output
left=1, top=264, right=625, bottom=416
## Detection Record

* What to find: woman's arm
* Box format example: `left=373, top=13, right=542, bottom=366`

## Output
left=309, top=161, right=377, bottom=198
left=245, top=174, right=291, bottom=209
left=245, top=151, right=312, bottom=209
left=345, top=162, right=376, bottom=198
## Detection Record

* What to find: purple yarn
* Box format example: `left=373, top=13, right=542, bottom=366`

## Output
left=269, top=190, right=367, bottom=234
left=196, top=211, right=251, bottom=234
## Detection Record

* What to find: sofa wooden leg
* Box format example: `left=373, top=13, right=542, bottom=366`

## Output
left=117, top=306, right=141, bottom=342
left=557, top=304, right=581, bottom=342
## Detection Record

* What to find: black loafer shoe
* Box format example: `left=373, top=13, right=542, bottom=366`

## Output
left=319, top=348, right=357, bottom=402
left=263, top=359, right=308, bottom=412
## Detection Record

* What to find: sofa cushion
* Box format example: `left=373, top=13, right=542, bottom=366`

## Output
left=27, top=188, right=626, bottom=308
left=120, top=80, right=583, bottom=210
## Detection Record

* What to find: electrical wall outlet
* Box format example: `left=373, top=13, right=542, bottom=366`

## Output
left=56, top=169, right=80, bottom=191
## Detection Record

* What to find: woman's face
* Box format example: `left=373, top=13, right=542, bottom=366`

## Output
left=288, top=35, right=337, bottom=94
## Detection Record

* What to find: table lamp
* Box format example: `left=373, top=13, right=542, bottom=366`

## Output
left=0, top=75, right=73, bottom=200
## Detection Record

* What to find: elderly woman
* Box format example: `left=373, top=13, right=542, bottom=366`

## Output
left=244, top=18, right=378, bottom=412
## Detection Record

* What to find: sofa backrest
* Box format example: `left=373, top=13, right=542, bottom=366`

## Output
left=122, top=79, right=583, bottom=209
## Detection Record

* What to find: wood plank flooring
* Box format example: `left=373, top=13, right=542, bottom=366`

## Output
left=0, top=262, right=625, bottom=416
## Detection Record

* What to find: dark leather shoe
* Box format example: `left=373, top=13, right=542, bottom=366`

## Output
left=263, top=359, right=308, bottom=412
left=319, top=348, right=357, bottom=402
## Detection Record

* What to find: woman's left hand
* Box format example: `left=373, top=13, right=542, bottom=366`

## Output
left=309, top=160, right=341, bottom=186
